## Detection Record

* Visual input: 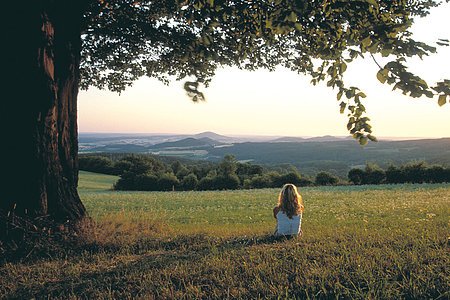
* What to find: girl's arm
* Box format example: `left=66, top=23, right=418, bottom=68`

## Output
left=273, top=206, right=280, bottom=219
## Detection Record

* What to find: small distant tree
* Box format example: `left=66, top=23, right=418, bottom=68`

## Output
left=236, top=162, right=264, bottom=182
left=315, top=172, right=339, bottom=186
left=218, top=155, right=238, bottom=177
left=198, top=176, right=216, bottom=191
left=135, top=174, right=159, bottom=191
left=298, top=177, right=315, bottom=187
left=246, top=175, right=273, bottom=189
left=157, top=173, right=179, bottom=191
left=425, top=165, right=445, bottom=183
left=119, top=156, right=164, bottom=175
left=175, top=166, right=191, bottom=180
left=181, top=173, right=199, bottom=191
left=445, top=168, right=450, bottom=183
left=402, top=161, right=427, bottom=183
left=363, top=163, right=385, bottom=185
left=348, top=168, right=365, bottom=185
left=215, top=174, right=241, bottom=190
left=191, top=165, right=213, bottom=180
left=279, top=172, right=303, bottom=186
left=171, top=161, right=184, bottom=175
left=385, top=165, right=404, bottom=184
left=114, top=171, right=137, bottom=191
left=114, top=160, right=134, bottom=175
left=267, top=171, right=283, bottom=188
left=79, top=156, right=117, bottom=175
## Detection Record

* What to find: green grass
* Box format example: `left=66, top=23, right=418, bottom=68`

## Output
left=78, top=170, right=118, bottom=192
left=1, top=172, right=449, bottom=299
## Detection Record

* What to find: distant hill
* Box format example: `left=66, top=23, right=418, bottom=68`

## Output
left=305, top=135, right=352, bottom=142
left=208, top=138, right=450, bottom=176
left=269, top=137, right=306, bottom=143
left=269, top=135, right=353, bottom=143
left=192, top=131, right=235, bottom=143
left=84, top=143, right=148, bottom=153
left=150, top=137, right=223, bottom=149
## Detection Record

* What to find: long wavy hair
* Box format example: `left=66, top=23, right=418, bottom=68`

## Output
left=277, top=183, right=304, bottom=218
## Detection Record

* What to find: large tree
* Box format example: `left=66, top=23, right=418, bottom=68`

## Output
left=1, top=0, right=449, bottom=237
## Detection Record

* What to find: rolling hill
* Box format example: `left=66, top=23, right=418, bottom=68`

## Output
left=79, top=132, right=450, bottom=176
left=149, top=137, right=223, bottom=149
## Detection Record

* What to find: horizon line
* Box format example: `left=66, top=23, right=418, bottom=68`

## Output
left=77, top=131, right=449, bottom=141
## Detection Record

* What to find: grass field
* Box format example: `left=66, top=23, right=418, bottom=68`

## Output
left=1, top=171, right=449, bottom=299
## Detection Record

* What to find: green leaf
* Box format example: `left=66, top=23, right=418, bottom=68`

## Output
left=438, top=94, right=447, bottom=106
left=359, top=136, right=368, bottom=146
left=363, top=0, right=379, bottom=7
left=361, top=36, right=372, bottom=48
left=367, top=134, right=378, bottom=142
left=340, top=101, right=346, bottom=113
left=357, top=92, right=367, bottom=98
left=345, top=90, right=354, bottom=99
left=376, top=69, right=388, bottom=84
left=294, top=23, right=303, bottom=31
left=381, top=48, right=392, bottom=57
left=340, top=62, right=347, bottom=74
left=286, top=12, right=297, bottom=22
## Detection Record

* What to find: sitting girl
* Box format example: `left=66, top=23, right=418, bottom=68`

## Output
left=273, top=183, right=304, bottom=237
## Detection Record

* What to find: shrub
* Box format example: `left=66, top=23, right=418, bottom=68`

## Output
left=181, top=173, right=199, bottom=190
left=198, top=177, right=215, bottom=190
left=315, top=171, right=339, bottom=186
left=266, top=171, right=282, bottom=188
left=214, top=175, right=241, bottom=190
left=297, top=177, right=314, bottom=187
left=247, top=175, right=273, bottom=189
left=348, top=168, right=365, bottom=185
left=278, top=172, right=303, bottom=186
left=402, top=162, right=427, bottom=183
left=79, top=156, right=118, bottom=175
left=114, top=160, right=133, bottom=175
left=363, top=163, right=385, bottom=185
left=157, top=173, right=179, bottom=191
left=385, top=165, right=404, bottom=184
left=424, top=165, right=444, bottom=183
left=135, top=174, right=159, bottom=191
left=114, top=171, right=137, bottom=190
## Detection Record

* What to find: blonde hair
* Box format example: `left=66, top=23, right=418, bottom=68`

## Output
left=277, top=184, right=304, bottom=218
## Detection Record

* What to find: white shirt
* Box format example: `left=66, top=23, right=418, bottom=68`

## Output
left=275, top=211, right=302, bottom=236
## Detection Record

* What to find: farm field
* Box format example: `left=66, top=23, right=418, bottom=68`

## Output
left=1, top=171, right=449, bottom=299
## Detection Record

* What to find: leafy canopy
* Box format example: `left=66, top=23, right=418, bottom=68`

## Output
left=80, top=0, right=450, bottom=144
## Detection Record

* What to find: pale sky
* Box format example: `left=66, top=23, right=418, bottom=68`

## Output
left=79, top=4, right=450, bottom=138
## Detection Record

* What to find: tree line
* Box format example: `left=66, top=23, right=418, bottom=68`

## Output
left=79, top=154, right=341, bottom=191
left=79, top=155, right=450, bottom=191
left=348, top=162, right=450, bottom=185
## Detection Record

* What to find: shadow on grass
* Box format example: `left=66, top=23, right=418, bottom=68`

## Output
left=4, top=233, right=300, bottom=299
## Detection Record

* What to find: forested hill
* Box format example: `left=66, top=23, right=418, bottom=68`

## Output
left=79, top=133, right=450, bottom=176
left=207, top=138, right=450, bottom=175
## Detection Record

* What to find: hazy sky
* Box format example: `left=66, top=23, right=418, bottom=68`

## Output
left=79, top=4, right=450, bottom=138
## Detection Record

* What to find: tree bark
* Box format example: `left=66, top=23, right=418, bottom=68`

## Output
left=1, top=2, right=87, bottom=240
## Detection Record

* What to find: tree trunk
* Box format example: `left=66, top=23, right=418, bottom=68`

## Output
left=1, top=2, right=87, bottom=240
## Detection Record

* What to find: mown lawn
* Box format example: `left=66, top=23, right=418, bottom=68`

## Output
left=0, top=171, right=448, bottom=299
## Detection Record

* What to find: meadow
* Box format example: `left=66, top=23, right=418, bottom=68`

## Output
left=1, top=171, right=448, bottom=299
